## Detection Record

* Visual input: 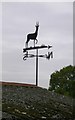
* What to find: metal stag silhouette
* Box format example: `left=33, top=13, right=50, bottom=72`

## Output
left=25, top=22, right=39, bottom=48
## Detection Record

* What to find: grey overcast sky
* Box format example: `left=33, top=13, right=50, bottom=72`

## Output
left=2, top=2, right=73, bottom=88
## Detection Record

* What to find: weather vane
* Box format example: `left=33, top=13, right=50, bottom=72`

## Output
left=23, top=22, right=53, bottom=86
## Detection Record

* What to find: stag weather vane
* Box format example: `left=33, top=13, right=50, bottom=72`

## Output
left=23, top=22, right=53, bottom=86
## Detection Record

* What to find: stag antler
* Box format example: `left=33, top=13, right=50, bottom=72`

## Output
left=35, top=21, right=39, bottom=27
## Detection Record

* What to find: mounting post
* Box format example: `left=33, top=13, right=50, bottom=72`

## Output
left=36, top=49, right=38, bottom=86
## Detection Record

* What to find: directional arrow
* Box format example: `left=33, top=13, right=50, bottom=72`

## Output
left=23, top=45, right=52, bottom=53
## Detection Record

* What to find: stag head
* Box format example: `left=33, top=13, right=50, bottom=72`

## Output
left=35, top=21, right=39, bottom=27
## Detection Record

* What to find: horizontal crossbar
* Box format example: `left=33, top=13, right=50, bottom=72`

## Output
left=23, top=45, right=52, bottom=52
left=23, top=51, right=53, bottom=60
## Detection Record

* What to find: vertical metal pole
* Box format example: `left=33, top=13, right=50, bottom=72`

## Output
left=36, top=49, right=38, bottom=86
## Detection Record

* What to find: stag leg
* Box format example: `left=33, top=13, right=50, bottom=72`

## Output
left=25, top=42, right=28, bottom=48
left=34, top=40, right=35, bottom=47
left=36, top=39, right=38, bottom=44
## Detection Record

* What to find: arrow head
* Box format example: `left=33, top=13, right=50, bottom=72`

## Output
left=47, top=45, right=52, bottom=49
